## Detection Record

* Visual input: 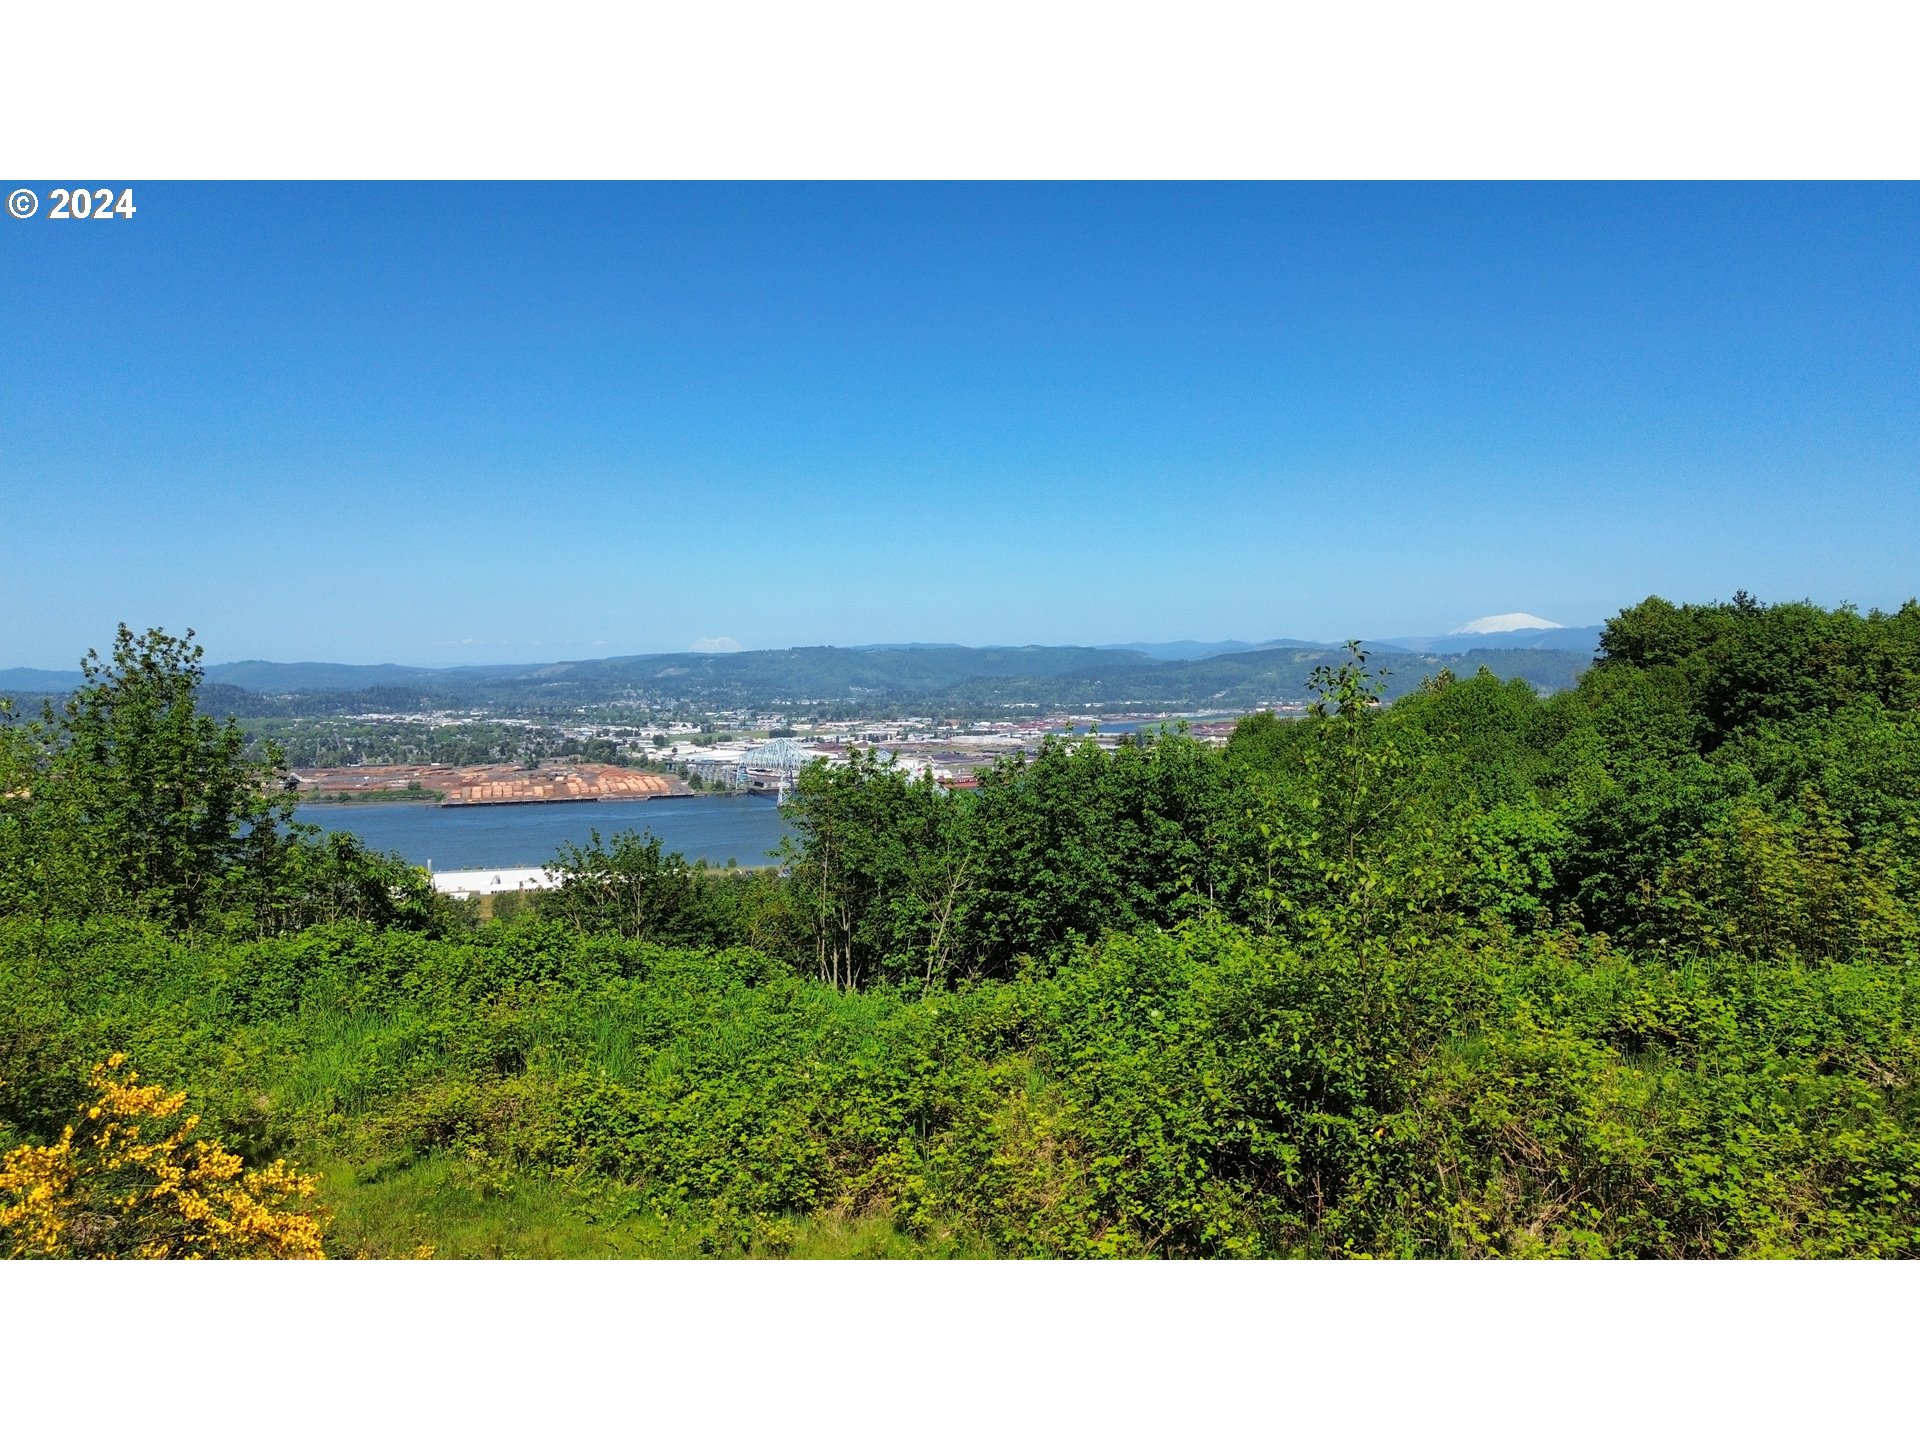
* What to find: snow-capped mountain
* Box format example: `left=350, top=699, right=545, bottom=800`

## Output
left=1372, top=614, right=1605, bottom=656
left=1449, top=612, right=1565, bottom=636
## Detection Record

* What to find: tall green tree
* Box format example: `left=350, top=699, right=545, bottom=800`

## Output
left=0, top=626, right=297, bottom=926
left=542, top=829, right=730, bottom=946
left=780, top=748, right=974, bottom=989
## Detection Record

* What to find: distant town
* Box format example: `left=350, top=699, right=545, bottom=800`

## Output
left=289, top=705, right=1273, bottom=806
left=2, top=623, right=1607, bottom=811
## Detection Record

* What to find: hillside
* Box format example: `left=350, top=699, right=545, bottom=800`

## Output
left=936, top=644, right=1587, bottom=708
left=4, top=640, right=1594, bottom=713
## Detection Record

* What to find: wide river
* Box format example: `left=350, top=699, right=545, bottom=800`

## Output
left=294, top=794, right=795, bottom=871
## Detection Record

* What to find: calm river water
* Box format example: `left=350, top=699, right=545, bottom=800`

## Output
left=294, top=794, right=795, bottom=871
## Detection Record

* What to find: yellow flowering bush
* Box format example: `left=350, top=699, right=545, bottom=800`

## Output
left=0, top=1056, right=325, bottom=1259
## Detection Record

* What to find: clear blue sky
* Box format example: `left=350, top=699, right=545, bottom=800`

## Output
left=3, top=182, right=1915, bottom=668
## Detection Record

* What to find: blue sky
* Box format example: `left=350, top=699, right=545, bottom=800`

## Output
left=3, top=182, right=1915, bottom=668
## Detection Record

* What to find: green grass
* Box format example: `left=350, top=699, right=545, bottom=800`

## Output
left=319, top=1154, right=682, bottom=1257
left=316, top=1153, right=991, bottom=1258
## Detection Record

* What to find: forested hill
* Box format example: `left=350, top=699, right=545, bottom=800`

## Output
left=934, top=643, right=1586, bottom=707
left=4, top=638, right=1590, bottom=712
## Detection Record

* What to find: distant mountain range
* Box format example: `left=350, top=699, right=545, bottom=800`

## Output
left=1104, top=621, right=1605, bottom=664
left=0, top=615, right=1610, bottom=713
left=1, top=632, right=1598, bottom=715
left=0, top=659, right=529, bottom=696
left=1101, top=639, right=1328, bottom=662
left=0, top=667, right=89, bottom=693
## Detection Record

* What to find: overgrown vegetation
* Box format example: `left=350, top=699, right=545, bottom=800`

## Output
left=3, top=597, right=1917, bottom=1257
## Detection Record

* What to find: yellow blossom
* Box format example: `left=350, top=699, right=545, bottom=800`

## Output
left=0, top=1057, right=326, bottom=1259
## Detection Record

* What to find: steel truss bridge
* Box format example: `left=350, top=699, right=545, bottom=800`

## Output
left=737, top=736, right=814, bottom=801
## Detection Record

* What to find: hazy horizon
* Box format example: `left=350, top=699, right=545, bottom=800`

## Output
left=5, top=612, right=1621, bottom=675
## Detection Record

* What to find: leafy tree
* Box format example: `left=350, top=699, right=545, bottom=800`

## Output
left=0, top=625, right=440, bottom=936
left=249, top=829, right=440, bottom=934
left=541, top=830, right=731, bottom=946
left=1227, top=645, right=1461, bottom=938
left=962, top=729, right=1232, bottom=975
left=0, top=626, right=295, bottom=927
left=1648, top=786, right=1920, bottom=965
left=781, top=749, right=974, bottom=989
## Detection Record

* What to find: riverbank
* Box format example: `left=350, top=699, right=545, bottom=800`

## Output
left=298, top=788, right=447, bottom=806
